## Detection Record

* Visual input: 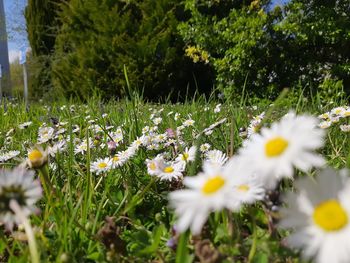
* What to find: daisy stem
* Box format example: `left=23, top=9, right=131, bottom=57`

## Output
left=247, top=210, right=257, bottom=263
left=94, top=176, right=104, bottom=190
left=10, top=200, right=40, bottom=263
left=39, top=164, right=56, bottom=196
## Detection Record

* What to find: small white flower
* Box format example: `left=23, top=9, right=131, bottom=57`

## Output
left=340, top=124, right=350, bottom=132
left=90, top=158, right=112, bottom=175
left=174, top=113, right=181, bottom=121
left=183, top=119, right=195, bottom=127
left=176, top=146, right=197, bottom=164
left=214, top=104, right=221, bottom=113
left=331, top=106, right=346, bottom=117
left=18, top=121, right=32, bottom=129
left=200, top=143, right=211, bottom=153
left=155, top=160, right=184, bottom=181
left=153, top=117, right=162, bottom=125
left=145, top=155, right=165, bottom=176
left=318, top=121, right=332, bottom=129
left=37, top=126, right=55, bottom=144
left=48, top=141, right=67, bottom=157
left=0, top=151, right=20, bottom=162
left=74, top=140, right=94, bottom=155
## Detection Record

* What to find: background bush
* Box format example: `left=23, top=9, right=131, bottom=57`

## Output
left=179, top=0, right=350, bottom=99
left=50, top=0, right=213, bottom=101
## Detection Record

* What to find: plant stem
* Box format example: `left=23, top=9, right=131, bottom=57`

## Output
left=10, top=200, right=40, bottom=263
left=248, top=210, right=257, bottom=263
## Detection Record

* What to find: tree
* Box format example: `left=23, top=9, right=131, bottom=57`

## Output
left=51, top=0, right=213, bottom=101
left=25, top=0, right=63, bottom=97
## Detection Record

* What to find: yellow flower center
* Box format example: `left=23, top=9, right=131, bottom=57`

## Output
left=202, top=176, right=226, bottom=195
left=98, top=162, right=107, bottom=169
left=313, top=199, right=348, bottom=232
left=149, top=162, right=157, bottom=170
left=113, top=156, right=119, bottom=162
left=182, top=153, right=189, bottom=161
left=164, top=166, right=174, bottom=173
left=28, top=149, right=43, bottom=161
left=265, top=137, right=289, bottom=157
left=237, top=184, right=250, bottom=192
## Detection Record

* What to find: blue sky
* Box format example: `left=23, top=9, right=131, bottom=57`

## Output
left=4, top=0, right=28, bottom=62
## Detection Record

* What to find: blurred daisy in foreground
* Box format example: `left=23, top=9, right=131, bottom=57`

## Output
left=239, top=112, right=325, bottom=188
left=169, top=160, right=263, bottom=235
left=279, top=168, right=350, bottom=263
left=0, top=167, right=42, bottom=230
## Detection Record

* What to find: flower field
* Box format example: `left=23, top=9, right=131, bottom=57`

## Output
left=0, top=95, right=350, bottom=262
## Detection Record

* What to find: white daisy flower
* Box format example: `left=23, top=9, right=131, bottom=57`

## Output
left=174, top=113, right=180, bottom=121
left=279, top=168, right=350, bottom=263
left=27, top=147, right=48, bottom=169
left=318, top=112, right=330, bottom=120
left=318, top=121, right=332, bottom=129
left=145, top=155, right=165, bottom=176
left=169, top=162, right=242, bottom=234
left=48, top=141, right=67, bottom=157
left=156, top=160, right=184, bottom=181
left=200, top=143, right=211, bottom=153
left=18, top=121, right=33, bottom=130
left=153, top=117, right=162, bottom=125
left=176, top=146, right=197, bottom=164
left=111, top=155, right=126, bottom=168
left=0, top=167, right=42, bottom=230
left=205, top=150, right=228, bottom=167
left=183, top=119, right=195, bottom=127
left=90, top=158, right=112, bottom=175
left=214, top=104, right=221, bottom=113
left=340, top=124, right=350, bottom=132
left=239, top=112, right=325, bottom=188
left=343, top=107, right=350, bottom=117
left=0, top=150, right=20, bottom=162
left=142, top=126, right=150, bottom=134
left=37, top=126, right=55, bottom=144
left=331, top=106, right=346, bottom=117
left=330, top=116, right=340, bottom=123
left=74, top=140, right=94, bottom=155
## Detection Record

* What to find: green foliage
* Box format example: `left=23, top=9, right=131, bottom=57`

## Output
left=52, top=0, right=213, bottom=101
left=179, top=0, right=350, bottom=98
left=25, top=0, right=63, bottom=98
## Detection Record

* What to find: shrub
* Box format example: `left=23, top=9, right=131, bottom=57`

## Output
left=52, top=0, right=213, bottom=101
